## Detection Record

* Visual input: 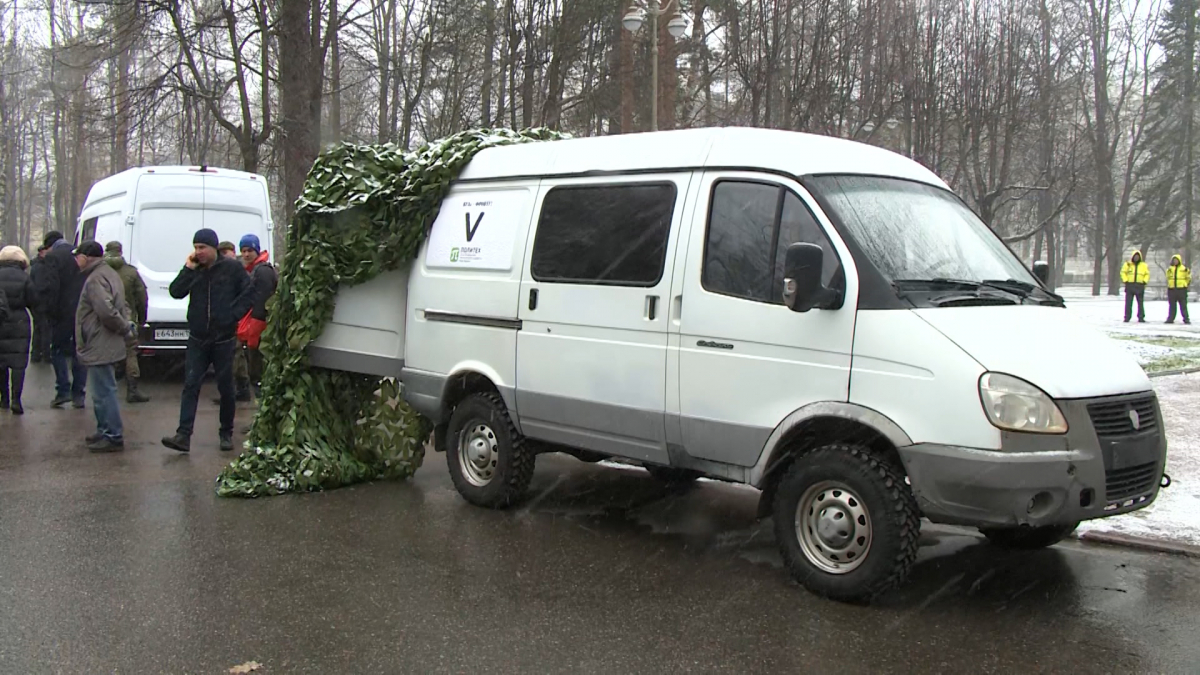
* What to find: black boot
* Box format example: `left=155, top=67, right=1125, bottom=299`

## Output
left=9, top=368, right=24, bottom=415
left=162, top=434, right=191, bottom=453
left=126, top=376, right=150, bottom=404
left=0, top=367, right=8, bottom=410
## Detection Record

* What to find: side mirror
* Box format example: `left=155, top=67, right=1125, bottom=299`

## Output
left=783, top=242, right=839, bottom=312
left=1032, top=261, right=1050, bottom=285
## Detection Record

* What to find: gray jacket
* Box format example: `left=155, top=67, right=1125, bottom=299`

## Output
left=76, top=259, right=132, bottom=367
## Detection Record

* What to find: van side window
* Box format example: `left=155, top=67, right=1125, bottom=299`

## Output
left=531, top=182, right=676, bottom=286
left=80, top=217, right=97, bottom=244
left=704, top=180, right=839, bottom=304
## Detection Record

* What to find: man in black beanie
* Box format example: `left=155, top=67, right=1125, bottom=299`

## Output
left=162, top=228, right=254, bottom=453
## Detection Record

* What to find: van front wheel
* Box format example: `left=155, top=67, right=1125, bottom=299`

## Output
left=772, top=445, right=921, bottom=603
left=446, top=393, right=535, bottom=509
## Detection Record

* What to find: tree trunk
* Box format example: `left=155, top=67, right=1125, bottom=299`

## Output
left=329, top=0, right=341, bottom=143
left=278, top=0, right=319, bottom=225
left=482, top=0, right=496, bottom=126
left=619, top=0, right=633, bottom=133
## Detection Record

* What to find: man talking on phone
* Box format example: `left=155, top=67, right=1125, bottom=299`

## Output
left=162, top=228, right=254, bottom=453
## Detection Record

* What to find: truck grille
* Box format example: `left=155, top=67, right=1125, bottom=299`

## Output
left=1105, top=462, right=1158, bottom=503
left=1087, top=395, right=1158, bottom=438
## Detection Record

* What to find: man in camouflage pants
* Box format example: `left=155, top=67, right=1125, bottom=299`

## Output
left=104, top=242, right=150, bottom=403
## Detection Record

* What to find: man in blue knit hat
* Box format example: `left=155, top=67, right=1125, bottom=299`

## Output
left=162, top=228, right=254, bottom=453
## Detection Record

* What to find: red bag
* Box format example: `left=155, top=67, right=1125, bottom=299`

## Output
left=238, top=313, right=267, bottom=348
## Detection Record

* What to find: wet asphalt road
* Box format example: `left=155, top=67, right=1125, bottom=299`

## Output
left=2, top=364, right=1199, bottom=674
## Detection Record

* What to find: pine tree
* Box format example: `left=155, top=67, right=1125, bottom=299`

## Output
left=1133, top=0, right=1199, bottom=265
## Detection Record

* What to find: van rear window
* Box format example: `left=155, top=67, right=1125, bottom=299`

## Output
left=530, top=183, right=676, bottom=286
left=135, top=208, right=264, bottom=274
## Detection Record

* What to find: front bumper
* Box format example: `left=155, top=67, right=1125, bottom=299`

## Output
left=897, top=393, right=1167, bottom=528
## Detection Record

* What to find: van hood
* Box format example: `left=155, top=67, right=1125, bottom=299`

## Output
left=912, top=306, right=1151, bottom=400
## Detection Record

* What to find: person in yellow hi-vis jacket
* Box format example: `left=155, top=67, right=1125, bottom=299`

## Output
left=1120, top=250, right=1150, bottom=323
left=1166, top=254, right=1191, bottom=324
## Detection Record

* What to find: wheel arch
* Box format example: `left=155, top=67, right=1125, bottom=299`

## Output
left=751, top=402, right=912, bottom=518
left=430, top=365, right=521, bottom=452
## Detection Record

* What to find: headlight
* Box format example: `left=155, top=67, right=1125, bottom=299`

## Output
left=979, top=372, right=1068, bottom=434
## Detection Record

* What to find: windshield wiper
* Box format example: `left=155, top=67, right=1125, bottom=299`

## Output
left=980, top=279, right=1066, bottom=307
left=892, top=278, right=1021, bottom=307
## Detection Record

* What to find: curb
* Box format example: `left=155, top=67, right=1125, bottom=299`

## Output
left=1148, top=366, right=1200, bottom=378
left=1076, top=530, right=1200, bottom=558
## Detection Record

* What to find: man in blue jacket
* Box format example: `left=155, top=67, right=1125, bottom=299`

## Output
left=161, top=228, right=254, bottom=453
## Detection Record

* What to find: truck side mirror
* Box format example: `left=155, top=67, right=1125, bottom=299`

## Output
left=782, top=243, right=839, bottom=312
left=1032, top=261, right=1050, bottom=285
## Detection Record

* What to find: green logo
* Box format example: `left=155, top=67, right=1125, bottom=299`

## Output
left=450, top=247, right=459, bottom=262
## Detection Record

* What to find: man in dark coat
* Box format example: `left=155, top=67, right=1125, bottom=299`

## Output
left=161, top=228, right=254, bottom=453
left=0, top=245, right=37, bottom=414
left=28, top=245, right=51, bottom=362
left=36, top=231, right=87, bottom=408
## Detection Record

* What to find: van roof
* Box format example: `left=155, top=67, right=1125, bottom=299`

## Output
left=82, top=165, right=269, bottom=210
left=457, top=127, right=948, bottom=188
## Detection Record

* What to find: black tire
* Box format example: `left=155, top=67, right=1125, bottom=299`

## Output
left=772, top=444, right=921, bottom=603
left=979, top=522, right=1079, bottom=549
left=445, top=393, right=535, bottom=509
left=645, top=465, right=703, bottom=486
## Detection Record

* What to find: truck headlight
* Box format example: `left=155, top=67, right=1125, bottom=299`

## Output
left=979, top=372, right=1068, bottom=434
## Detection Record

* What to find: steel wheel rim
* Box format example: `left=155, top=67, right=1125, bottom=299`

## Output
left=458, top=422, right=499, bottom=487
left=795, top=480, right=872, bottom=574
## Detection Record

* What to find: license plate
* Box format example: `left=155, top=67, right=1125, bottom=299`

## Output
left=154, top=329, right=189, bottom=341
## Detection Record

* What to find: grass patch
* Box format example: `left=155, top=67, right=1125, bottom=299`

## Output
left=1142, top=353, right=1200, bottom=374
left=1111, top=335, right=1200, bottom=349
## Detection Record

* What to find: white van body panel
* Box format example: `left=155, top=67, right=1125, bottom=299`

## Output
left=673, top=172, right=861, bottom=467
left=78, top=167, right=273, bottom=339
left=403, top=182, right=539, bottom=396
left=913, top=306, right=1152, bottom=400
left=514, top=173, right=695, bottom=465
left=849, top=311, right=999, bottom=450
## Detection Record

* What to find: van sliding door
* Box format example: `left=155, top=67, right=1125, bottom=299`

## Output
left=514, top=173, right=694, bottom=465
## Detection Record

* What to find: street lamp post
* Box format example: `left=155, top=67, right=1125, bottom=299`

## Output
left=622, top=1, right=688, bottom=131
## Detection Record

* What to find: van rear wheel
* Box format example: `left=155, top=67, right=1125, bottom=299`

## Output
left=979, top=522, right=1079, bottom=549
left=772, top=444, right=921, bottom=603
left=445, top=393, right=535, bottom=509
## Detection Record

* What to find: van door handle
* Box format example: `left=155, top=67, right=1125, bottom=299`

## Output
left=645, top=295, right=659, bottom=321
left=672, top=295, right=682, bottom=323
left=528, top=288, right=538, bottom=311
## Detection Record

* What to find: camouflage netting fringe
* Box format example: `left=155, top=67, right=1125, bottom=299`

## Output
left=216, top=128, right=568, bottom=498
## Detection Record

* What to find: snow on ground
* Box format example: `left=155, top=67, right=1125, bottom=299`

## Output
left=1076, top=373, right=1200, bottom=546
left=1060, top=286, right=1200, bottom=371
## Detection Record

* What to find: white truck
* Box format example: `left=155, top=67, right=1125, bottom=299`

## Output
left=76, top=166, right=274, bottom=355
left=309, top=128, right=1166, bottom=601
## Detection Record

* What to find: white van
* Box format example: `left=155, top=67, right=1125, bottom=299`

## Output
left=309, top=128, right=1166, bottom=601
left=77, top=166, right=274, bottom=354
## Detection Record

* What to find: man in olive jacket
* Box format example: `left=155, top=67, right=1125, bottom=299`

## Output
left=74, top=241, right=137, bottom=453
left=104, top=241, right=150, bottom=403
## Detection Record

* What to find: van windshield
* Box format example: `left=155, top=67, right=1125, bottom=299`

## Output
left=135, top=208, right=264, bottom=274
left=807, top=175, right=1038, bottom=288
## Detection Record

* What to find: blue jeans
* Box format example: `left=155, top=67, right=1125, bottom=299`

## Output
left=178, top=336, right=237, bottom=437
left=88, top=364, right=123, bottom=442
left=51, top=334, right=87, bottom=400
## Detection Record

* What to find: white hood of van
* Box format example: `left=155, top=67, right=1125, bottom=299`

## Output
left=913, top=306, right=1151, bottom=400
